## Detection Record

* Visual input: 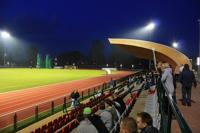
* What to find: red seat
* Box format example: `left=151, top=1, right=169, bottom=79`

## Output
left=62, top=125, right=70, bottom=133
left=58, top=116, right=62, bottom=121
left=41, top=124, right=47, bottom=133
left=53, top=119, right=59, bottom=131
left=63, top=114, right=66, bottom=119
left=48, top=121, right=52, bottom=127
left=57, top=130, right=62, bottom=133
left=35, top=128, right=40, bottom=133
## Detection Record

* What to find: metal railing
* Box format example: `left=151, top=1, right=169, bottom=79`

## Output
left=157, top=80, right=192, bottom=133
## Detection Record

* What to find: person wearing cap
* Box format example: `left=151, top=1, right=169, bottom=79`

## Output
left=79, top=107, right=108, bottom=133
left=77, top=107, right=98, bottom=133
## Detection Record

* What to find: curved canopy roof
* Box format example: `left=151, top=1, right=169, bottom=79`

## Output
left=108, top=38, right=191, bottom=73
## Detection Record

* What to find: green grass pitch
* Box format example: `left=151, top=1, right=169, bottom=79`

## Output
left=0, top=68, right=106, bottom=93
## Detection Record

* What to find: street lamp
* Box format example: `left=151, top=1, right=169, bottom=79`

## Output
left=0, top=30, right=11, bottom=66
left=198, top=19, right=200, bottom=80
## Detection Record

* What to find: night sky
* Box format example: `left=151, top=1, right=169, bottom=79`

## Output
left=0, top=0, right=200, bottom=58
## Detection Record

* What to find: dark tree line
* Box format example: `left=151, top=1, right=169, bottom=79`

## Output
left=0, top=39, right=147, bottom=69
left=57, top=51, right=88, bottom=67
left=57, top=40, right=146, bottom=69
left=89, top=40, right=105, bottom=66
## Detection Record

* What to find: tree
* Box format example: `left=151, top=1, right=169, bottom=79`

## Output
left=89, top=40, right=105, bottom=66
left=109, top=45, right=138, bottom=68
left=26, top=45, right=38, bottom=67
left=57, top=51, right=88, bottom=67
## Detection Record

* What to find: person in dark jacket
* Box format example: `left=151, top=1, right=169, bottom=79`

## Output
left=84, top=106, right=109, bottom=133
left=71, top=89, right=80, bottom=108
left=179, top=64, right=197, bottom=106
left=109, top=78, right=114, bottom=88
left=112, top=94, right=126, bottom=115
left=136, top=112, right=159, bottom=133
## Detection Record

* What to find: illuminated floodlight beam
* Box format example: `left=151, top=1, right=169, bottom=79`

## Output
left=145, top=22, right=156, bottom=31
left=0, top=31, right=11, bottom=39
left=0, top=30, right=11, bottom=66
left=172, top=42, right=178, bottom=48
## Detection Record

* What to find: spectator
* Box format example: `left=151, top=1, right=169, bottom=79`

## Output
left=136, top=112, right=159, bottom=133
left=171, top=66, right=177, bottom=103
left=71, top=89, right=80, bottom=108
left=94, top=87, right=104, bottom=98
left=112, top=94, right=126, bottom=115
left=179, top=64, right=197, bottom=106
left=109, top=78, right=114, bottom=88
left=83, top=107, right=108, bottom=133
left=161, top=63, right=175, bottom=97
left=179, top=64, right=184, bottom=73
left=128, top=76, right=132, bottom=86
left=76, top=111, right=98, bottom=133
left=105, top=99, right=120, bottom=123
left=113, top=80, right=117, bottom=88
left=99, top=101, right=113, bottom=131
left=127, top=84, right=132, bottom=94
left=120, top=117, right=138, bottom=133
left=63, top=102, right=67, bottom=113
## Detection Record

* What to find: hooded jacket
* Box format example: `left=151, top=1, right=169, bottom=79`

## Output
left=161, top=67, right=175, bottom=96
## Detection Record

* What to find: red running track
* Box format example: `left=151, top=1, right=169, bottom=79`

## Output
left=0, top=71, right=134, bottom=129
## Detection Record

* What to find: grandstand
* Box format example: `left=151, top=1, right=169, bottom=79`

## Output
left=0, top=70, right=197, bottom=133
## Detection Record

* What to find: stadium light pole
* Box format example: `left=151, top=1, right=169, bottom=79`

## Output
left=144, top=21, right=156, bottom=70
left=198, top=19, right=200, bottom=80
left=0, top=30, right=11, bottom=66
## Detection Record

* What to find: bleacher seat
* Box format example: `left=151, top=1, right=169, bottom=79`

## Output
left=35, top=128, right=40, bottom=133
left=47, top=121, right=53, bottom=133
left=41, top=124, right=47, bottom=133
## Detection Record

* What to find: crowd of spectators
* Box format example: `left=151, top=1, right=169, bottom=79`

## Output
left=76, top=91, right=160, bottom=133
